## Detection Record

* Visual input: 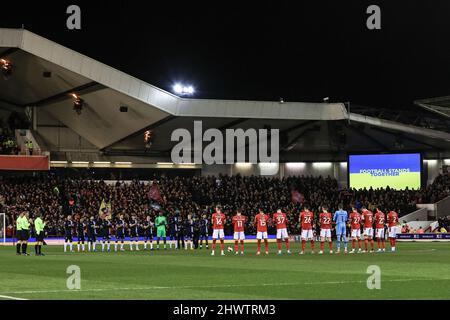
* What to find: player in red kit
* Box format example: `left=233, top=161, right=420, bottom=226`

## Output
left=361, top=207, right=375, bottom=253
left=273, top=209, right=291, bottom=255
left=211, top=206, right=226, bottom=256
left=254, top=209, right=269, bottom=255
left=387, top=210, right=399, bottom=252
left=349, top=207, right=362, bottom=253
left=232, top=209, right=247, bottom=255
left=318, top=206, right=333, bottom=254
left=299, top=206, right=315, bottom=254
left=374, top=208, right=386, bottom=252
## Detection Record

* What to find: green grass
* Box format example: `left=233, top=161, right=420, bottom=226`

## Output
left=1, top=242, right=449, bottom=300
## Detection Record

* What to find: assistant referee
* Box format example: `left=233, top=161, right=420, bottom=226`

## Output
left=21, top=212, right=31, bottom=256
left=34, top=213, right=46, bottom=256
left=15, top=212, right=24, bottom=255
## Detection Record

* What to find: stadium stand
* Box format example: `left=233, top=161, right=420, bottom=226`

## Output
left=3, top=28, right=450, bottom=165
left=1, top=28, right=450, bottom=240
left=1, top=172, right=449, bottom=237
left=0, top=119, right=18, bottom=155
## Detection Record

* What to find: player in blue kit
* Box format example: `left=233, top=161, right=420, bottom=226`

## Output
left=333, top=205, right=348, bottom=254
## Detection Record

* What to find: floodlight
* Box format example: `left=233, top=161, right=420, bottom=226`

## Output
left=173, top=84, right=183, bottom=94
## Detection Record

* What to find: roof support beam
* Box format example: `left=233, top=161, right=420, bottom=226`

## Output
left=370, top=127, right=444, bottom=151
left=347, top=124, right=390, bottom=151
left=283, top=124, right=321, bottom=151
left=0, top=47, right=19, bottom=59
left=24, top=81, right=106, bottom=108
left=217, top=118, right=248, bottom=131
left=157, top=118, right=249, bottom=155
left=0, top=98, right=24, bottom=113
left=414, top=101, right=450, bottom=119
left=101, top=115, right=177, bottom=152
left=159, top=119, right=321, bottom=156
left=349, top=113, right=450, bottom=142
left=280, top=120, right=320, bottom=135
left=0, top=97, right=20, bottom=107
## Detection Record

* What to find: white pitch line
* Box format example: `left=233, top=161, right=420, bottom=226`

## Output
left=0, top=294, right=28, bottom=300
left=2, top=278, right=449, bottom=296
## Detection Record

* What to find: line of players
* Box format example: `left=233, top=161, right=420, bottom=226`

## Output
left=62, top=211, right=211, bottom=252
left=210, top=205, right=399, bottom=255
left=62, top=204, right=399, bottom=255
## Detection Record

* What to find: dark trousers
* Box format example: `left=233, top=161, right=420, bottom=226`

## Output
left=177, top=232, right=185, bottom=249
left=193, top=232, right=200, bottom=249
left=199, top=233, right=208, bottom=247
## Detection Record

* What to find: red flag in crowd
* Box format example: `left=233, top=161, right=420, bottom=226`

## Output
left=148, top=181, right=163, bottom=203
left=291, top=190, right=304, bottom=204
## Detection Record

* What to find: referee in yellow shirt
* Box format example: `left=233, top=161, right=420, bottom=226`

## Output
left=15, top=212, right=24, bottom=255
left=34, top=213, right=46, bottom=256
left=21, top=212, right=31, bottom=256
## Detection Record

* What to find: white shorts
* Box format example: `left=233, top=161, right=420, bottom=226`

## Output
left=301, top=229, right=313, bottom=240
left=376, top=228, right=385, bottom=239
left=320, top=229, right=331, bottom=238
left=388, top=226, right=398, bottom=238
left=364, top=228, right=373, bottom=237
left=212, top=229, right=225, bottom=239
left=276, top=228, right=289, bottom=239
left=256, top=231, right=268, bottom=240
left=233, top=231, right=245, bottom=240
left=351, top=229, right=361, bottom=238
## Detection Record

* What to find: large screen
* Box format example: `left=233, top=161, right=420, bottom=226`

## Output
left=348, top=153, right=421, bottom=190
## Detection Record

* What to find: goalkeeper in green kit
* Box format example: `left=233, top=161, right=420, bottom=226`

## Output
left=155, top=211, right=167, bottom=250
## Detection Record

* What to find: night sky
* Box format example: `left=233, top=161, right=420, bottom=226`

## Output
left=1, top=1, right=450, bottom=109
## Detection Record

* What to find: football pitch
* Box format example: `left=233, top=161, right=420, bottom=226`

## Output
left=0, top=242, right=449, bottom=300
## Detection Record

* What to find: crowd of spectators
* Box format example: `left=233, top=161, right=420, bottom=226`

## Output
left=399, top=217, right=450, bottom=234
left=0, top=121, right=18, bottom=155
left=1, top=172, right=450, bottom=237
left=400, top=225, right=426, bottom=234
left=0, top=113, right=31, bottom=155
left=436, top=215, right=450, bottom=233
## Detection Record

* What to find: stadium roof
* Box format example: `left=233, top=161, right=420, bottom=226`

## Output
left=414, top=96, right=450, bottom=119
left=2, top=28, right=450, bottom=162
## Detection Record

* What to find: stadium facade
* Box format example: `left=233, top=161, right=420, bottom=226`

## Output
left=1, top=28, right=450, bottom=187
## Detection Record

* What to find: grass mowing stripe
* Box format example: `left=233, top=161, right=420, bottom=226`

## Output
left=0, top=294, right=28, bottom=300
left=1, top=242, right=450, bottom=299
left=3, top=278, right=449, bottom=296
